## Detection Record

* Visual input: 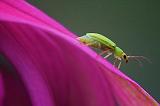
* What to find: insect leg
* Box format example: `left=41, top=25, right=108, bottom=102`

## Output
left=99, top=49, right=110, bottom=56
left=104, top=52, right=112, bottom=58
left=113, top=58, right=118, bottom=66
left=118, top=61, right=122, bottom=69
left=113, top=58, right=122, bottom=69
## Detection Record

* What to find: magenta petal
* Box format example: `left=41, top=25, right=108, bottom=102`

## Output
left=0, top=70, right=4, bottom=106
left=0, top=66, right=32, bottom=106
left=0, top=0, right=159, bottom=106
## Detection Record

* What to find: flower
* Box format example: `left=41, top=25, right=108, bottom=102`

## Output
left=0, top=0, right=159, bottom=106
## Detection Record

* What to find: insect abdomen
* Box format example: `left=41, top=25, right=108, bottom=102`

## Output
left=77, top=35, right=102, bottom=48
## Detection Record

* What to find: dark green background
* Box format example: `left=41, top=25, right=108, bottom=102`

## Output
left=29, top=0, right=160, bottom=101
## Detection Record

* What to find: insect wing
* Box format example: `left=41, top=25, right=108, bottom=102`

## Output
left=86, top=33, right=116, bottom=49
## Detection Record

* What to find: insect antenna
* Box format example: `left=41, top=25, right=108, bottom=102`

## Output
left=127, top=56, right=151, bottom=67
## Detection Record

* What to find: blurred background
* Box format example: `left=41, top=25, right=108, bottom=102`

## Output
left=29, top=0, right=160, bottom=101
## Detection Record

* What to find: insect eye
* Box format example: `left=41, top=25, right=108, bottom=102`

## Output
left=123, top=55, right=126, bottom=59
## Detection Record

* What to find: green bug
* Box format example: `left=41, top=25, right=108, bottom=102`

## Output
left=77, top=33, right=148, bottom=69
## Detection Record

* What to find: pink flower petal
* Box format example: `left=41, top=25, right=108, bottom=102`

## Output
left=0, top=0, right=159, bottom=106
